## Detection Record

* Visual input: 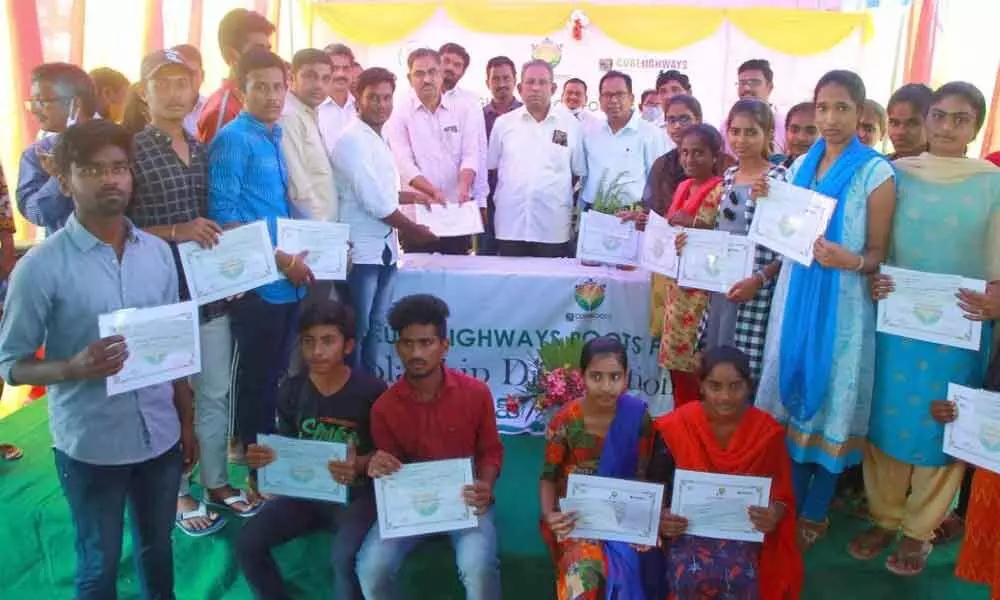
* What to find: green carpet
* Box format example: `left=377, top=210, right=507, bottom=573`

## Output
left=0, top=399, right=989, bottom=599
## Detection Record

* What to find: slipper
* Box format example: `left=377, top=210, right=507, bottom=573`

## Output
left=206, top=490, right=263, bottom=518
left=797, top=518, right=829, bottom=552
left=175, top=502, right=227, bottom=537
left=847, top=526, right=896, bottom=561
left=885, top=539, right=933, bottom=577
left=931, top=514, right=965, bottom=546
left=1, top=444, right=23, bottom=461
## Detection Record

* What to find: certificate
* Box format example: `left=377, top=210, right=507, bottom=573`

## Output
left=944, top=384, right=1000, bottom=474
left=276, top=218, right=350, bottom=281
left=561, top=474, right=665, bottom=546
left=876, top=265, right=986, bottom=351
left=670, top=469, right=772, bottom=542
left=749, top=179, right=836, bottom=266
left=576, top=210, right=641, bottom=266
left=411, top=202, right=484, bottom=237
left=256, top=434, right=349, bottom=503
left=178, top=221, right=281, bottom=305
left=639, top=211, right=679, bottom=277
left=98, top=301, right=200, bottom=396
left=374, top=458, right=477, bottom=539
left=677, top=230, right=755, bottom=293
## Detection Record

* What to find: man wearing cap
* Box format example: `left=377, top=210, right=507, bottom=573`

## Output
left=129, top=50, right=260, bottom=535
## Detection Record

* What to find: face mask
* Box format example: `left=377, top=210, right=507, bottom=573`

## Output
left=65, top=98, right=79, bottom=127
left=642, top=106, right=662, bottom=122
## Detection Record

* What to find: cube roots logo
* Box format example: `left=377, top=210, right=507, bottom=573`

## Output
left=531, top=38, right=563, bottom=68
left=574, top=279, right=606, bottom=311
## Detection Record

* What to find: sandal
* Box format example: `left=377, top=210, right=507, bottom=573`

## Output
left=847, top=526, right=896, bottom=560
left=885, top=537, right=933, bottom=577
left=0, top=443, right=23, bottom=461
left=797, top=518, right=829, bottom=552
left=175, top=502, right=227, bottom=537
left=931, top=513, right=964, bottom=546
left=206, top=489, right=263, bottom=518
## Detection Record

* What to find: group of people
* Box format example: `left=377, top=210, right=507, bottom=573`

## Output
left=1, top=5, right=1000, bottom=600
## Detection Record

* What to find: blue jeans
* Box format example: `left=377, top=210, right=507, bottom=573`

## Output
left=793, top=461, right=840, bottom=522
left=347, top=264, right=396, bottom=374
left=355, top=509, right=501, bottom=600
left=54, top=444, right=183, bottom=600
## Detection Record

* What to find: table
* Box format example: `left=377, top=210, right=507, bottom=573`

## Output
left=372, top=255, right=674, bottom=433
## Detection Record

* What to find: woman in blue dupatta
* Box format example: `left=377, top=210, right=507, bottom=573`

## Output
left=754, top=70, right=897, bottom=550
left=847, top=82, right=1000, bottom=576
left=539, top=336, right=654, bottom=600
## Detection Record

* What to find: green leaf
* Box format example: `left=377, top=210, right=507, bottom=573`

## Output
left=538, top=337, right=585, bottom=371
left=590, top=171, right=638, bottom=215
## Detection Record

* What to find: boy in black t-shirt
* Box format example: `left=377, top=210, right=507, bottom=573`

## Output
left=237, top=301, right=387, bottom=600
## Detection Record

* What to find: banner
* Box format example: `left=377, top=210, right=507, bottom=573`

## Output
left=371, top=255, right=672, bottom=434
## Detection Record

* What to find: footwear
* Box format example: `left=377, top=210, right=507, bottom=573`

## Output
left=0, top=444, right=22, bottom=461
left=206, top=489, right=264, bottom=518
left=885, top=538, right=933, bottom=576
left=931, top=513, right=964, bottom=545
left=797, top=518, right=829, bottom=552
left=175, top=502, right=227, bottom=537
left=847, top=526, right=897, bottom=561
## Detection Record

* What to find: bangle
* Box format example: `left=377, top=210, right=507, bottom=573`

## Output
left=854, top=255, right=865, bottom=273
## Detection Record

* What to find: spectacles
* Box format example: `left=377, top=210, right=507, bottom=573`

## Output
left=737, top=79, right=765, bottom=88
left=24, top=96, right=70, bottom=110
left=665, top=115, right=693, bottom=127
left=77, top=164, right=131, bottom=178
left=600, top=91, right=630, bottom=102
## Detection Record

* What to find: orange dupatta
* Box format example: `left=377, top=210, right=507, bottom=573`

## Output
left=666, top=176, right=724, bottom=221
left=655, top=403, right=803, bottom=600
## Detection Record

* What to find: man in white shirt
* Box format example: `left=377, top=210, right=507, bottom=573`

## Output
left=439, top=42, right=480, bottom=109
left=280, top=49, right=338, bottom=222
left=580, top=70, right=668, bottom=210
left=318, top=43, right=357, bottom=154
left=488, top=60, right=585, bottom=258
left=331, top=68, right=436, bottom=373
left=560, top=77, right=604, bottom=131
left=723, top=59, right=785, bottom=160
left=385, top=48, right=485, bottom=256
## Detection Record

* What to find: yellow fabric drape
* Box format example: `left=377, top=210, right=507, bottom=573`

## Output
left=446, top=2, right=569, bottom=37
left=728, top=8, right=873, bottom=56
left=311, top=2, right=436, bottom=45
left=583, top=5, right=725, bottom=53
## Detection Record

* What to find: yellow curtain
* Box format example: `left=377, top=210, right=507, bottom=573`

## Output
left=583, top=5, right=725, bottom=53
left=727, top=8, right=872, bottom=56
left=446, top=2, right=568, bottom=37
left=311, top=2, right=436, bottom=45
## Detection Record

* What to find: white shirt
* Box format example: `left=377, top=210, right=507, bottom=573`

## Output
left=384, top=92, right=486, bottom=207
left=444, top=87, right=489, bottom=204
left=183, top=95, right=207, bottom=136
left=487, top=105, right=585, bottom=244
left=279, top=92, right=338, bottom=221
left=318, top=94, right=357, bottom=154
left=580, top=110, right=669, bottom=207
left=331, top=120, right=400, bottom=266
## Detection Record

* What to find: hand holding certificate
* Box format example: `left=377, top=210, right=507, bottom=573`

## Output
left=876, top=265, right=986, bottom=351
left=576, top=211, right=641, bottom=266
left=639, top=211, right=679, bottom=277
left=560, top=474, right=665, bottom=546
left=677, top=230, right=755, bottom=293
left=256, top=434, right=350, bottom=503
left=276, top=219, right=350, bottom=281
left=179, top=221, right=280, bottom=305
left=373, top=458, right=478, bottom=539
left=748, top=179, right=837, bottom=266
left=410, top=202, right=484, bottom=238
left=943, top=384, right=1000, bottom=474
left=670, top=469, right=772, bottom=542
left=98, top=301, right=201, bottom=395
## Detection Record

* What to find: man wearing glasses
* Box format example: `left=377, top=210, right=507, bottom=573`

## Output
left=16, top=62, right=98, bottom=234
left=723, top=59, right=785, bottom=161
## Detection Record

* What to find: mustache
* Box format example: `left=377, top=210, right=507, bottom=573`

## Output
left=97, top=186, right=126, bottom=198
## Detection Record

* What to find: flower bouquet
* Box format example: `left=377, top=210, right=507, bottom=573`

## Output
left=505, top=336, right=587, bottom=432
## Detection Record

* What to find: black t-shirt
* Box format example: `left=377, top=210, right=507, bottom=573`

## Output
left=276, top=370, right=387, bottom=459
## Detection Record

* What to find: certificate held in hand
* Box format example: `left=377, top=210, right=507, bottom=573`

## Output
left=639, top=211, right=679, bottom=277
left=944, top=384, right=1000, bottom=474
left=276, top=219, right=350, bottom=281
left=409, top=202, right=484, bottom=238
left=670, top=469, right=772, bottom=542
left=748, top=179, right=837, bottom=266
left=576, top=211, right=641, bottom=267
left=676, top=229, right=755, bottom=293
left=560, top=474, right=665, bottom=547
left=374, top=458, right=478, bottom=539
left=178, top=221, right=281, bottom=305
left=257, top=434, right=350, bottom=503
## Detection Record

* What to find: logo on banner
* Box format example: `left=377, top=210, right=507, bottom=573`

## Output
left=598, top=57, right=689, bottom=72
left=568, top=279, right=611, bottom=322
left=532, top=38, right=563, bottom=68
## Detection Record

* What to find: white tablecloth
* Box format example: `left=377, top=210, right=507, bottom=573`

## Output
left=372, top=254, right=673, bottom=433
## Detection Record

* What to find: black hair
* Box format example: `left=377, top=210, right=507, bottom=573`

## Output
left=438, top=42, right=471, bottom=69
left=727, top=98, right=775, bottom=159
left=323, top=43, right=355, bottom=62
left=599, top=70, right=632, bottom=95
left=387, top=294, right=450, bottom=339
left=236, top=48, right=287, bottom=91
left=486, top=55, right=516, bottom=78
left=863, top=99, right=887, bottom=133
left=299, top=301, right=356, bottom=341
left=738, top=59, right=774, bottom=85
left=665, top=94, right=702, bottom=121
left=121, top=83, right=149, bottom=133
left=580, top=336, right=629, bottom=372
left=887, top=83, right=932, bottom=118
left=656, top=69, right=691, bottom=92
left=172, top=44, right=203, bottom=69
left=814, top=69, right=866, bottom=109
left=698, top=346, right=752, bottom=384
left=564, top=77, right=587, bottom=93
left=785, top=101, right=814, bottom=125
left=54, top=120, right=134, bottom=176
left=406, top=48, right=440, bottom=70
left=218, top=8, right=275, bottom=57
left=640, top=90, right=657, bottom=105
left=356, top=67, right=396, bottom=98
left=292, top=48, right=333, bottom=73
left=931, top=81, right=988, bottom=133
left=31, top=62, right=98, bottom=117
left=680, top=124, right=724, bottom=174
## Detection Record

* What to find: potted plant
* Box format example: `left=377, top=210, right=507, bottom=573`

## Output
left=505, top=336, right=587, bottom=433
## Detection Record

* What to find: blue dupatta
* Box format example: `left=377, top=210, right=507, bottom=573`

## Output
left=596, top=393, right=647, bottom=600
left=778, top=136, right=882, bottom=421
